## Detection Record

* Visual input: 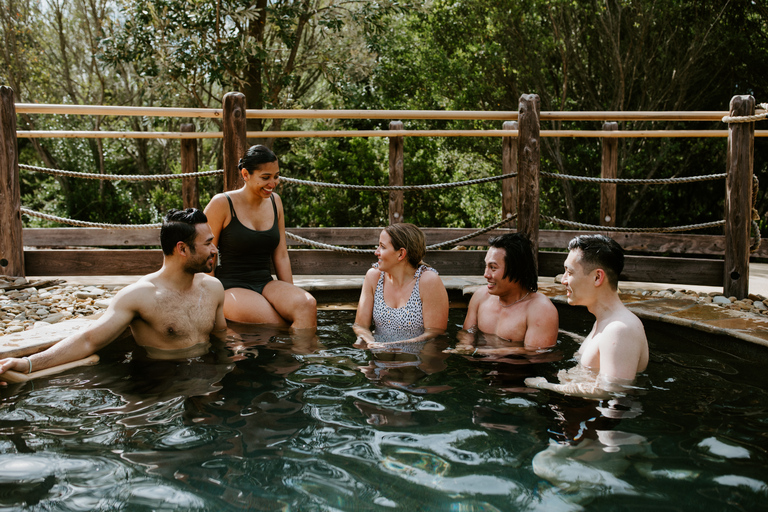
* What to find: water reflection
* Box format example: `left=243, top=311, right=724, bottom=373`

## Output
left=1, top=311, right=767, bottom=510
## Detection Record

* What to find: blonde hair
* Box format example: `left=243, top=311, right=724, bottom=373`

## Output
left=384, top=223, right=426, bottom=268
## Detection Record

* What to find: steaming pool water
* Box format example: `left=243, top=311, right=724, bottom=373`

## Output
left=1, top=306, right=766, bottom=511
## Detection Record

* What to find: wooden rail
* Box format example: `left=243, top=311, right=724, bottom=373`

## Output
left=2, top=91, right=760, bottom=298
left=17, top=103, right=749, bottom=121
left=15, top=129, right=768, bottom=139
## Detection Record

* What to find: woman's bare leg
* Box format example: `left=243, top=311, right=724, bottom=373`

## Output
left=262, top=280, right=317, bottom=330
left=223, top=288, right=287, bottom=326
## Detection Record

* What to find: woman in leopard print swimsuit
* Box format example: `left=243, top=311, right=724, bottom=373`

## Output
left=354, top=223, right=449, bottom=344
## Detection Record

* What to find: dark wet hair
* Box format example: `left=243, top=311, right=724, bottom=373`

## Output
left=384, top=223, right=426, bottom=268
left=160, top=208, right=208, bottom=255
left=238, top=144, right=277, bottom=174
left=488, top=233, right=538, bottom=292
left=567, top=234, right=624, bottom=289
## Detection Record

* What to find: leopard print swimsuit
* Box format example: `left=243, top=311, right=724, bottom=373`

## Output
left=372, top=264, right=437, bottom=342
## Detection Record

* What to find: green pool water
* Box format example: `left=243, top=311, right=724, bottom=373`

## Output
left=0, top=307, right=766, bottom=511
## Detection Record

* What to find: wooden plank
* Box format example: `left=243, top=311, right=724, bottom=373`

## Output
left=0, top=86, right=23, bottom=277
left=22, top=248, right=723, bottom=288
left=537, top=230, right=760, bottom=257
left=23, top=227, right=768, bottom=260
left=517, top=94, right=541, bottom=253
left=23, top=228, right=161, bottom=247
left=24, top=249, right=162, bottom=275
left=538, top=252, right=724, bottom=287
left=501, top=121, right=518, bottom=224
left=600, top=122, right=618, bottom=226
left=389, top=121, right=404, bottom=224
left=223, top=92, right=247, bottom=192
left=724, top=95, right=754, bottom=298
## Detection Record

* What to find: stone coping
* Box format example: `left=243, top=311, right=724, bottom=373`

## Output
left=2, top=274, right=767, bottom=359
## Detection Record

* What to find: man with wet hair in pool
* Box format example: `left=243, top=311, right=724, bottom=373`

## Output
left=0, top=209, right=227, bottom=384
left=450, top=232, right=559, bottom=356
left=525, top=234, right=649, bottom=398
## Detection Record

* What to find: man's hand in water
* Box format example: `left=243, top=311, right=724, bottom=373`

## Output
left=524, top=377, right=550, bottom=389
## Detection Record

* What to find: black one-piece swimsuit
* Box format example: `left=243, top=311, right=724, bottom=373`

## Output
left=215, top=193, right=280, bottom=294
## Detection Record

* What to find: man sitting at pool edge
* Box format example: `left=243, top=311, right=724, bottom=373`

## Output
left=450, top=232, right=559, bottom=355
left=525, top=234, right=649, bottom=398
left=0, top=208, right=227, bottom=384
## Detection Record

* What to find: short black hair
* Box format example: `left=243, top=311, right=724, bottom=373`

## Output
left=160, top=208, right=208, bottom=255
left=567, top=234, right=624, bottom=289
left=488, top=233, right=538, bottom=292
left=238, top=144, right=277, bottom=174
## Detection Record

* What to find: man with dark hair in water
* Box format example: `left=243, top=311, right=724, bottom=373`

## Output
left=0, top=209, right=227, bottom=383
left=456, top=233, right=559, bottom=353
left=526, top=234, right=649, bottom=398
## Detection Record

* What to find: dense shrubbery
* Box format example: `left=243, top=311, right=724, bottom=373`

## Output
left=2, top=0, right=766, bottom=234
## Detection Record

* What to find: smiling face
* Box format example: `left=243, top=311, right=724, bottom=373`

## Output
left=185, top=223, right=218, bottom=274
left=483, top=246, right=515, bottom=296
left=374, top=230, right=403, bottom=272
left=562, top=249, right=595, bottom=306
left=243, top=160, right=280, bottom=198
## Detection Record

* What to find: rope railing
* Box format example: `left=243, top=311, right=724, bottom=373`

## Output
left=20, top=162, right=731, bottom=238
left=542, top=215, right=725, bottom=233
left=21, top=162, right=515, bottom=190
left=722, top=103, right=768, bottom=123
left=280, top=173, right=516, bottom=190
left=20, top=206, right=517, bottom=252
left=540, top=171, right=726, bottom=185
left=21, top=207, right=162, bottom=229
left=20, top=164, right=224, bottom=181
left=426, top=215, right=516, bottom=249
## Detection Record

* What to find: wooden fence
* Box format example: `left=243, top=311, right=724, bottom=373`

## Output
left=0, top=88, right=763, bottom=298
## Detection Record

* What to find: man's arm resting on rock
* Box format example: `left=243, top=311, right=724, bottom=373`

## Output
left=11, top=292, right=138, bottom=374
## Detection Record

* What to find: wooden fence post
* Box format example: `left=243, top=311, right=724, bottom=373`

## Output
left=517, top=94, right=541, bottom=255
left=222, top=92, right=247, bottom=192
left=601, top=122, right=618, bottom=227
left=388, top=121, right=404, bottom=224
left=724, top=95, right=754, bottom=299
left=181, top=123, right=200, bottom=209
left=0, top=86, right=23, bottom=278
left=502, top=121, right=518, bottom=225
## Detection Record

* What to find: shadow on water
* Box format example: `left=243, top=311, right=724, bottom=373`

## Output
left=0, top=307, right=767, bottom=510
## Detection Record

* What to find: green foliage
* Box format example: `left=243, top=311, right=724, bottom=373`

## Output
left=278, top=125, right=390, bottom=227
left=4, top=0, right=768, bottom=240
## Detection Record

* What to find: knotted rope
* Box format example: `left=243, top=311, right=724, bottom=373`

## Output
left=542, top=215, right=725, bottom=233
left=540, top=171, right=725, bottom=184
left=285, top=215, right=517, bottom=253
left=19, top=164, right=224, bottom=181
left=750, top=175, right=762, bottom=253
left=20, top=206, right=517, bottom=252
left=21, top=207, right=162, bottom=228
left=722, top=103, right=768, bottom=123
left=280, top=173, right=516, bottom=190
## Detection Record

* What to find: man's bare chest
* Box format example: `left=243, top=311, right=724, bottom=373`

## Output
left=478, top=304, right=527, bottom=341
left=578, top=335, right=601, bottom=370
left=133, top=290, right=216, bottom=341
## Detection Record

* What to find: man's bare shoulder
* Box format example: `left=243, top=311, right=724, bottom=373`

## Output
left=197, top=273, right=224, bottom=292
left=600, top=310, right=647, bottom=344
left=113, top=275, right=161, bottom=300
left=527, top=292, right=558, bottom=315
left=471, top=285, right=491, bottom=302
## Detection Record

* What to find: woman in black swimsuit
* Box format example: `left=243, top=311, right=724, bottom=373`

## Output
left=204, top=145, right=317, bottom=330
